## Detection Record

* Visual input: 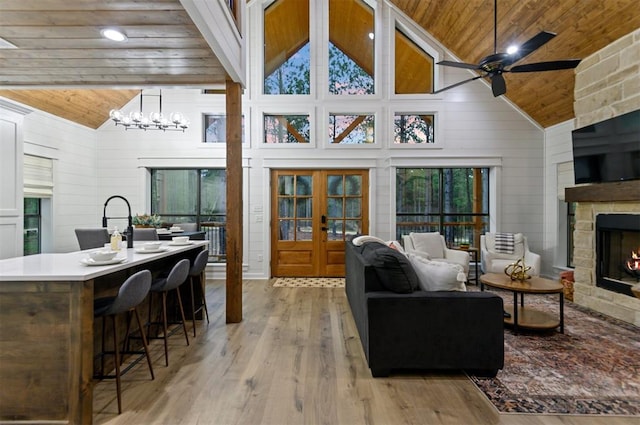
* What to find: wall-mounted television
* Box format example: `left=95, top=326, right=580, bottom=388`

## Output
left=572, top=109, right=640, bottom=184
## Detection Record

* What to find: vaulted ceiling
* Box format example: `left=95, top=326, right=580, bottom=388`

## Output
left=0, top=0, right=638, bottom=129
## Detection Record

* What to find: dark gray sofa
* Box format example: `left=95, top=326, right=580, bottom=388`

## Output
left=345, top=240, right=504, bottom=377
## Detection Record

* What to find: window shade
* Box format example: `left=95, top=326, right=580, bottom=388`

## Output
left=557, top=161, right=574, bottom=201
left=24, top=154, right=53, bottom=198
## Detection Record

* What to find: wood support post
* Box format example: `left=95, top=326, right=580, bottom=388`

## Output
left=225, top=79, right=243, bottom=323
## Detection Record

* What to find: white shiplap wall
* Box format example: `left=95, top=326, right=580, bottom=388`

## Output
left=543, top=119, right=575, bottom=273
left=1, top=0, right=551, bottom=278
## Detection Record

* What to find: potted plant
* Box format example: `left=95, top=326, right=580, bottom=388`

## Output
left=132, top=213, right=162, bottom=228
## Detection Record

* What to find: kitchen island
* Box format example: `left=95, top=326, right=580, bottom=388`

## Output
left=0, top=240, right=208, bottom=424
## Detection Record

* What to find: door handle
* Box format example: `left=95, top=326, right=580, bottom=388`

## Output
left=321, top=215, right=327, bottom=224
left=321, top=227, right=328, bottom=231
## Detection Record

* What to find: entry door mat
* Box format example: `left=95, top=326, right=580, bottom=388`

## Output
left=469, top=292, right=640, bottom=415
left=272, top=277, right=345, bottom=288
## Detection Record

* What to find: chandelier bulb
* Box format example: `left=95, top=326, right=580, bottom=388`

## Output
left=109, top=109, right=123, bottom=122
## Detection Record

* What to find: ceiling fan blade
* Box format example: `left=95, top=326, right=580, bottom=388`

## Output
left=509, top=59, right=582, bottom=72
left=432, top=75, right=485, bottom=94
left=491, top=73, right=506, bottom=97
left=437, top=60, right=480, bottom=70
left=503, top=31, right=556, bottom=66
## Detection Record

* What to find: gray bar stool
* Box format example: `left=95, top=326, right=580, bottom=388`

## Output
left=94, top=269, right=154, bottom=414
left=147, top=258, right=190, bottom=366
left=189, top=249, right=210, bottom=337
left=75, top=228, right=110, bottom=250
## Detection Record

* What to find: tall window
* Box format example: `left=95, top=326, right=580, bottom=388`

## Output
left=24, top=198, right=41, bottom=255
left=328, top=0, right=374, bottom=95
left=396, top=168, right=489, bottom=247
left=394, top=27, right=434, bottom=94
left=151, top=169, right=227, bottom=261
left=264, top=0, right=310, bottom=94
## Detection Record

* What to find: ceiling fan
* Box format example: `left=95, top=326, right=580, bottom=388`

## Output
left=433, top=0, right=581, bottom=97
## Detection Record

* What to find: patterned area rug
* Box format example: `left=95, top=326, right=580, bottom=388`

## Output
left=272, top=277, right=345, bottom=288
left=469, top=289, right=640, bottom=415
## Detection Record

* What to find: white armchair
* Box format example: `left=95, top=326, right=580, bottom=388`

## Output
left=480, top=232, right=541, bottom=276
left=402, top=232, right=470, bottom=275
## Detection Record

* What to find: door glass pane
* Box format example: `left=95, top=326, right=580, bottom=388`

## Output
left=346, top=220, right=361, bottom=237
left=345, top=175, right=361, bottom=195
left=279, top=219, right=294, bottom=240
left=328, top=198, right=343, bottom=217
left=327, top=219, right=344, bottom=240
left=296, top=198, right=312, bottom=218
left=279, top=175, right=294, bottom=195
left=279, top=198, right=294, bottom=217
left=345, top=198, right=361, bottom=218
left=297, top=219, right=313, bottom=240
left=296, top=175, right=312, bottom=195
left=327, top=175, right=343, bottom=195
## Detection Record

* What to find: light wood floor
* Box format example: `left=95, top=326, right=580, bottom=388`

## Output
left=94, top=280, right=639, bottom=425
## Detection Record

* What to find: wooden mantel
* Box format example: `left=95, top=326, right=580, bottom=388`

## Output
left=565, top=180, right=640, bottom=203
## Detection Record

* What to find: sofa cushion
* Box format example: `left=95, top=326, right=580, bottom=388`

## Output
left=409, top=232, right=444, bottom=259
left=407, top=253, right=467, bottom=292
left=360, top=242, right=419, bottom=293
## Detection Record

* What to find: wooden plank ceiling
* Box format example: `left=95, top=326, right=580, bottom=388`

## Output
left=0, top=0, right=227, bottom=129
left=0, top=0, right=639, bottom=129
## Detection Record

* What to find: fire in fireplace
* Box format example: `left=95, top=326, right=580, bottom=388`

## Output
left=596, top=214, right=640, bottom=296
left=626, top=250, right=640, bottom=279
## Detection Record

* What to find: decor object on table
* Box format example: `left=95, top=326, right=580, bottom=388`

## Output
left=504, top=257, right=531, bottom=281
left=109, top=89, right=189, bottom=132
left=480, top=232, right=541, bottom=276
left=132, top=213, right=162, bottom=228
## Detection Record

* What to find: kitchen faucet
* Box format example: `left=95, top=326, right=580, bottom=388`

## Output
left=102, top=195, right=134, bottom=248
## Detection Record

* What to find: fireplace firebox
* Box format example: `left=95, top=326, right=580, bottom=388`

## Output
left=596, top=214, right=640, bottom=296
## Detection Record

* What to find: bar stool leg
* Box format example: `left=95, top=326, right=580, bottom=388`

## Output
left=200, top=270, right=210, bottom=323
left=133, top=307, right=154, bottom=379
left=111, top=315, right=123, bottom=414
left=175, top=288, right=190, bottom=345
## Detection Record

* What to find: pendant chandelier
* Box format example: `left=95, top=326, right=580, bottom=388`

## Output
left=109, top=90, right=189, bottom=132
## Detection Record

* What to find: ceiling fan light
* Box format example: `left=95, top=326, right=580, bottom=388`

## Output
left=506, top=45, right=519, bottom=55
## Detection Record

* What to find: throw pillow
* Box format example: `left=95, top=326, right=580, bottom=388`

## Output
left=410, top=232, right=444, bottom=259
left=352, top=235, right=387, bottom=246
left=360, top=242, right=419, bottom=293
left=407, top=253, right=467, bottom=292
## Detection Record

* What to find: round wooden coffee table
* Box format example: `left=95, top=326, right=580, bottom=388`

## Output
left=480, top=273, right=564, bottom=334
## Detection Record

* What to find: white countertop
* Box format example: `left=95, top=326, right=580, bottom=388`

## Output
left=0, top=240, right=209, bottom=281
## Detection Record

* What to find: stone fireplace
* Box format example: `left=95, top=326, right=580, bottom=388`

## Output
left=567, top=193, right=640, bottom=326
left=566, top=27, right=640, bottom=326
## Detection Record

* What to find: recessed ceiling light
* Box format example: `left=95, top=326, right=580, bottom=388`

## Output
left=101, top=28, right=127, bottom=42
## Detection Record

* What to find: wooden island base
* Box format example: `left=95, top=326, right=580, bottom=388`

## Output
left=0, top=241, right=208, bottom=424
